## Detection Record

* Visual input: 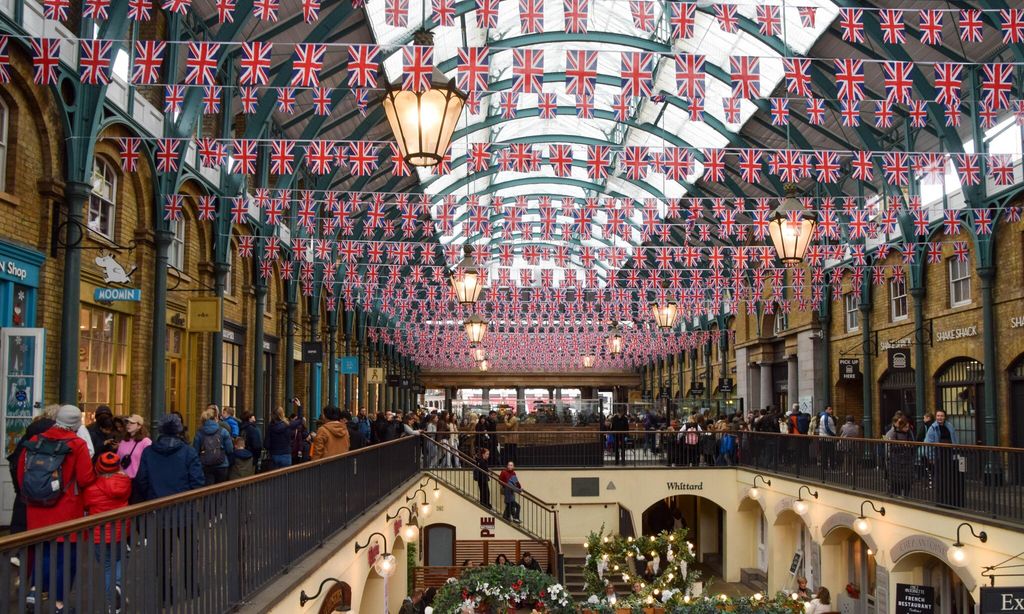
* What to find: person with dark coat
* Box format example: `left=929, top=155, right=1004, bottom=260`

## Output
left=519, top=551, right=542, bottom=572
left=386, top=412, right=404, bottom=441
left=372, top=413, right=389, bottom=443
left=610, top=410, right=630, bottom=465
left=87, top=405, right=117, bottom=459
left=343, top=410, right=367, bottom=450
left=135, top=414, right=205, bottom=500
left=265, top=407, right=304, bottom=468
left=6, top=407, right=56, bottom=534
left=192, top=407, right=234, bottom=485
left=473, top=447, right=492, bottom=509
left=230, top=410, right=263, bottom=479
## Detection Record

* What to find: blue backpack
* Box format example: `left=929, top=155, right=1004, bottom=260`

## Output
left=719, top=434, right=736, bottom=455
left=796, top=413, right=810, bottom=434
left=21, top=437, right=72, bottom=507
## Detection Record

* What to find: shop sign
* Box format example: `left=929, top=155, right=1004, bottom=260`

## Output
left=666, top=481, right=703, bottom=491
left=480, top=516, right=495, bottom=538
left=93, top=287, right=141, bottom=302
left=338, top=356, right=358, bottom=373
left=839, top=358, right=861, bottom=380
left=400, top=377, right=412, bottom=389
left=1011, top=317, right=1024, bottom=329
left=386, top=374, right=400, bottom=386
left=895, top=583, right=934, bottom=614
left=367, top=367, right=385, bottom=385
left=316, top=581, right=351, bottom=614
left=888, top=348, right=912, bottom=371
left=302, top=342, right=323, bottom=363
left=718, top=378, right=734, bottom=393
left=980, top=587, right=1024, bottom=613
left=0, top=259, right=31, bottom=283
left=413, top=384, right=426, bottom=394
left=880, top=338, right=911, bottom=351
left=187, top=297, right=222, bottom=332
left=788, top=552, right=803, bottom=575
left=689, top=382, right=705, bottom=397
left=95, top=254, right=135, bottom=284
left=222, top=327, right=241, bottom=344
left=936, top=325, right=978, bottom=342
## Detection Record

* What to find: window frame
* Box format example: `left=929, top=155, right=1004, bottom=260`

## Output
left=890, top=278, right=909, bottom=322
left=77, top=305, right=131, bottom=414
left=168, top=218, right=186, bottom=271
left=0, top=98, right=8, bottom=193
left=224, top=246, right=234, bottom=296
left=948, top=258, right=972, bottom=308
left=844, top=293, right=860, bottom=333
left=88, top=158, right=118, bottom=240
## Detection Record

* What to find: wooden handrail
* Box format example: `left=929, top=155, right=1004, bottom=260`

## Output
left=0, top=435, right=417, bottom=549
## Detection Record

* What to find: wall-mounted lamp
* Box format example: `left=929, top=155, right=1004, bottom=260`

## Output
left=792, top=485, right=818, bottom=516
left=386, top=505, right=420, bottom=543
left=747, top=475, right=772, bottom=500
left=948, top=522, right=988, bottom=567
left=420, top=476, right=442, bottom=501
left=299, top=578, right=352, bottom=610
left=854, top=500, right=885, bottom=536
left=355, top=532, right=397, bottom=577
left=406, top=488, right=432, bottom=517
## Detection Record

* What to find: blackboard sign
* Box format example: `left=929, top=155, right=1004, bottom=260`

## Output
left=888, top=347, right=912, bottom=371
left=895, top=584, right=934, bottom=614
left=301, top=341, right=323, bottom=363
left=981, top=587, right=1024, bottom=613
left=719, top=378, right=734, bottom=393
left=689, top=382, right=705, bottom=397
left=839, top=358, right=861, bottom=380
left=788, top=551, right=802, bottom=575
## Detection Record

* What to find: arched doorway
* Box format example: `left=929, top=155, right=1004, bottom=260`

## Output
left=771, top=509, right=818, bottom=594
left=879, top=367, right=916, bottom=428
left=737, top=498, right=768, bottom=576
left=822, top=527, right=877, bottom=614
left=641, top=495, right=725, bottom=577
left=892, top=552, right=976, bottom=614
left=935, top=358, right=984, bottom=445
left=1009, top=356, right=1024, bottom=448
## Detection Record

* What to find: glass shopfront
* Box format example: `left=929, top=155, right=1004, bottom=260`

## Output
left=222, top=323, right=245, bottom=411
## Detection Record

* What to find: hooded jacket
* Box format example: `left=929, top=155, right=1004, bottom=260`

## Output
left=17, top=426, right=96, bottom=536
left=192, top=420, right=234, bottom=468
left=311, top=420, right=350, bottom=460
left=84, top=472, right=132, bottom=542
left=135, top=435, right=205, bottom=500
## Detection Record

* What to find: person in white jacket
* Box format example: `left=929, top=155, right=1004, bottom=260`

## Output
left=804, top=587, right=832, bottom=614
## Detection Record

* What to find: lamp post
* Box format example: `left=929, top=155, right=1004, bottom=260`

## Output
left=465, top=313, right=488, bottom=345
left=768, top=186, right=817, bottom=265
left=449, top=245, right=484, bottom=305
left=381, top=31, right=466, bottom=168
left=652, top=285, right=679, bottom=330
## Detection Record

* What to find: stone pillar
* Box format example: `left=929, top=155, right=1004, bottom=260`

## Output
left=481, top=386, right=490, bottom=411
left=444, top=387, right=453, bottom=412
left=516, top=387, right=525, bottom=413
left=759, top=363, right=773, bottom=412
left=787, top=355, right=799, bottom=413
left=746, top=362, right=761, bottom=417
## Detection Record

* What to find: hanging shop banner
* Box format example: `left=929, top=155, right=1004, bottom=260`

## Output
left=895, top=584, right=934, bottom=614
left=367, top=367, right=385, bottom=384
left=888, top=348, right=912, bottom=371
left=400, top=377, right=412, bottom=389
left=339, top=356, right=359, bottom=373
left=981, top=587, right=1024, bottom=614
left=386, top=374, right=400, bottom=386
left=301, top=342, right=323, bottom=363
left=839, top=358, right=861, bottom=380
left=689, top=382, right=705, bottom=397
left=718, top=378, right=734, bottom=393
left=187, top=297, right=222, bottom=332
left=93, top=287, right=141, bottom=302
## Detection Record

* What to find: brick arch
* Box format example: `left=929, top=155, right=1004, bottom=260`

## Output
left=0, top=43, right=64, bottom=185
left=176, top=179, right=211, bottom=271
left=820, top=511, right=878, bottom=553
left=95, top=124, right=155, bottom=244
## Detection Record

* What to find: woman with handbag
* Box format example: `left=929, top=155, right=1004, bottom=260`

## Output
left=117, top=414, right=152, bottom=502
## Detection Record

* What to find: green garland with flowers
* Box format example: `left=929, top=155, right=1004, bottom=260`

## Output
left=581, top=592, right=805, bottom=613
left=431, top=564, right=575, bottom=613
left=583, top=527, right=701, bottom=608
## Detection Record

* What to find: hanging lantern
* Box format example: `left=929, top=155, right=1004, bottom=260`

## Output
left=478, top=359, right=489, bottom=372
left=767, top=186, right=817, bottom=265
left=449, top=245, right=483, bottom=305
left=472, top=347, right=486, bottom=362
left=381, top=32, right=466, bottom=168
left=464, top=314, right=488, bottom=344
left=652, top=299, right=679, bottom=330
left=582, top=355, right=595, bottom=369
left=606, top=324, right=623, bottom=355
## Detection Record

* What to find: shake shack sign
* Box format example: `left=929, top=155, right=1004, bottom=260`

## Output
left=981, top=587, right=1024, bottom=613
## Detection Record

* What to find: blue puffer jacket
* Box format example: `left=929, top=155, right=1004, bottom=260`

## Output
left=192, top=420, right=234, bottom=469
left=135, top=436, right=205, bottom=501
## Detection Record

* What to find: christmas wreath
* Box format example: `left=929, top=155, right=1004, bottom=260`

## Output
left=431, top=564, right=575, bottom=613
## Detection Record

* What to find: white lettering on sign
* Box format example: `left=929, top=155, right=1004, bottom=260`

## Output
left=1011, top=317, right=1024, bottom=329
left=2, top=261, right=27, bottom=280
left=880, top=338, right=911, bottom=350
left=936, top=326, right=977, bottom=342
left=1003, top=595, right=1024, bottom=610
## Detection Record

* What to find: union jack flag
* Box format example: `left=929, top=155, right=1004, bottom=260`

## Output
left=806, top=98, right=825, bottom=125
left=403, top=46, right=433, bottom=92
left=953, top=153, right=980, bottom=186
left=215, top=0, right=235, bottom=23
left=519, top=0, right=543, bottom=33
left=306, top=141, right=334, bottom=174
left=738, top=149, right=762, bottom=183
left=981, top=63, right=1013, bottom=110
left=883, top=61, right=913, bottom=104
left=127, top=0, right=151, bottom=21
left=538, top=92, right=557, bottom=119
left=291, top=43, right=325, bottom=87
left=195, top=137, right=224, bottom=168
left=660, top=147, right=691, bottom=181
left=468, top=143, right=490, bottom=173
left=989, top=154, right=1016, bottom=186
left=907, top=100, right=928, bottom=128
left=783, top=58, right=811, bottom=97
left=882, top=152, right=909, bottom=186
left=239, top=87, right=258, bottom=114
left=879, top=9, right=906, bottom=44
left=687, top=97, right=704, bottom=121
left=202, top=86, right=221, bottom=114
left=197, top=195, right=216, bottom=221
left=714, top=3, right=737, bottom=33
left=31, top=38, right=60, bottom=85
left=852, top=150, right=873, bottom=181
left=703, top=148, right=725, bottom=182
left=164, top=195, right=183, bottom=221
left=834, top=58, right=865, bottom=101
left=161, top=0, right=190, bottom=14
left=302, top=0, right=319, bottom=21
left=164, top=85, right=185, bottom=114
left=43, top=0, right=69, bottom=20
left=456, top=46, right=489, bottom=92
left=756, top=5, right=780, bottom=36
left=629, top=0, right=654, bottom=32
left=675, top=54, right=705, bottom=99
left=512, top=48, right=544, bottom=93
left=385, top=0, right=408, bottom=26
left=840, top=100, right=860, bottom=126
left=347, top=45, right=379, bottom=89
left=934, top=63, right=962, bottom=107
left=549, top=144, right=573, bottom=176
left=476, top=0, right=499, bottom=28
left=798, top=6, right=816, bottom=27
left=670, top=1, right=695, bottom=39
left=586, top=145, right=612, bottom=180
left=237, top=236, right=255, bottom=258
left=620, top=146, right=650, bottom=181
left=979, top=102, right=998, bottom=128
left=611, top=94, right=630, bottom=122
left=239, top=41, right=272, bottom=85
left=620, top=51, right=653, bottom=98
left=919, top=10, right=943, bottom=45
left=132, top=40, right=165, bottom=85
left=944, top=102, right=961, bottom=127
left=563, top=0, right=588, bottom=33
left=574, top=94, right=594, bottom=118
left=349, top=142, right=378, bottom=176
left=839, top=8, right=864, bottom=43
left=276, top=87, right=296, bottom=113
left=185, top=42, right=220, bottom=86
left=723, top=96, right=741, bottom=123
left=770, top=98, right=789, bottom=126
left=499, top=92, right=518, bottom=119
left=231, top=140, right=257, bottom=175
left=1002, top=8, right=1024, bottom=44
left=253, top=0, right=278, bottom=20
left=433, top=0, right=456, bottom=25
left=83, top=0, right=110, bottom=20
left=269, top=140, right=294, bottom=175
left=79, top=39, right=113, bottom=84
left=730, top=56, right=759, bottom=99
left=312, top=87, right=332, bottom=116
left=118, top=138, right=141, bottom=172
left=875, top=100, right=894, bottom=128
left=959, top=8, right=983, bottom=42
left=155, top=139, right=181, bottom=173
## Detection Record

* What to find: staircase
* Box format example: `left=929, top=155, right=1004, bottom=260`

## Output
left=563, top=555, right=633, bottom=602
left=740, top=568, right=767, bottom=593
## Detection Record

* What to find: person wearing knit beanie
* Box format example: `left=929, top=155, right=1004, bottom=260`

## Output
left=95, top=452, right=121, bottom=474
left=55, top=405, right=82, bottom=431
left=159, top=413, right=184, bottom=436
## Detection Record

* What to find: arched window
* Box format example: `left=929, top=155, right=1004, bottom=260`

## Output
left=0, top=98, right=8, bottom=192
left=935, top=358, right=984, bottom=444
left=88, top=158, right=117, bottom=239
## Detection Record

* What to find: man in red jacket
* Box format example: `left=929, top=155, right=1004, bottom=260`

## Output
left=17, top=405, right=96, bottom=611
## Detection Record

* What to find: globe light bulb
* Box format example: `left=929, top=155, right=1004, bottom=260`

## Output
left=748, top=487, right=760, bottom=500
left=403, top=524, right=420, bottom=542
left=793, top=499, right=809, bottom=515
left=433, top=487, right=441, bottom=500
left=854, top=517, right=871, bottom=535
left=419, top=502, right=431, bottom=517
left=948, top=544, right=969, bottom=566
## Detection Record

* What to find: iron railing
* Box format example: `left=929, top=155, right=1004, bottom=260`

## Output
left=484, top=430, right=1024, bottom=525
left=0, top=436, right=421, bottom=614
